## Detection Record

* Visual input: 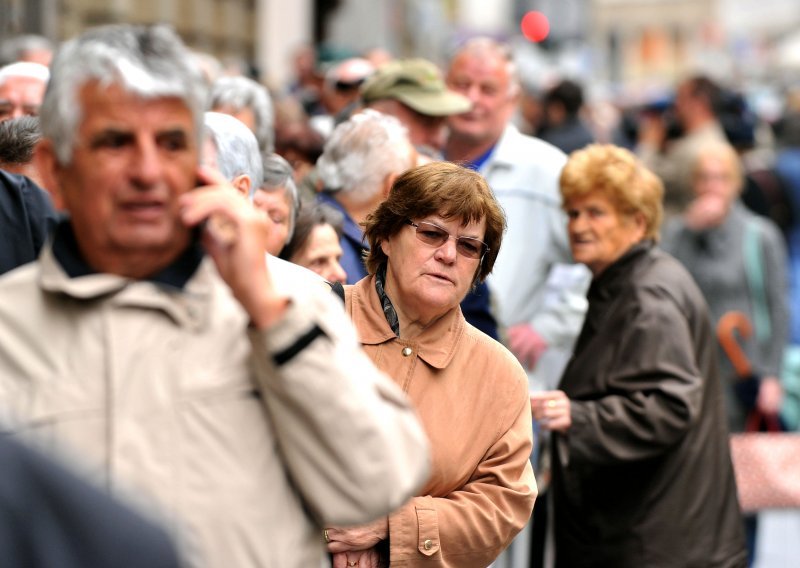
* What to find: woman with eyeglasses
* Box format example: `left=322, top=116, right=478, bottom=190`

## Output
left=323, top=161, right=536, bottom=568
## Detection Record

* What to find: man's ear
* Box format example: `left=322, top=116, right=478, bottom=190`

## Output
left=232, top=174, right=251, bottom=197
left=34, top=139, right=65, bottom=210
left=381, top=172, right=397, bottom=199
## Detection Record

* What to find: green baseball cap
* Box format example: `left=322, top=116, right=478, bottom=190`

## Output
left=360, top=58, right=471, bottom=117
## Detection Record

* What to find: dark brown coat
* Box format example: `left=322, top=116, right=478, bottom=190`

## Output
left=552, top=242, right=747, bottom=568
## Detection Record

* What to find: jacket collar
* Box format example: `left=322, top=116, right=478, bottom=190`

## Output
left=348, top=275, right=466, bottom=370
left=480, top=124, right=525, bottom=172
left=39, top=222, right=215, bottom=330
left=588, top=240, right=654, bottom=300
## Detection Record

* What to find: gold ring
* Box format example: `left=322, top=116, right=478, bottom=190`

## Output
left=323, top=528, right=329, bottom=543
left=547, top=399, right=557, bottom=408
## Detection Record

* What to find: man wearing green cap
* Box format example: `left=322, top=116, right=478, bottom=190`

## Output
left=361, top=58, right=471, bottom=159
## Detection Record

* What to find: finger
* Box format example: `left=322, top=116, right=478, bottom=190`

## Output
left=195, top=164, right=231, bottom=188
left=331, top=552, right=349, bottom=568
left=328, top=542, right=358, bottom=553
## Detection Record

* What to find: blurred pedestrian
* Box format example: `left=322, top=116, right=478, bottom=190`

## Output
left=0, top=116, right=57, bottom=275
left=210, top=75, right=275, bottom=153
left=444, top=37, right=589, bottom=391
left=316, top=109, right=415, bottom=284
left=0, top=23, right=430, bottom=568
left=360, top=58, right=471, bottom=159
left=0, top=61, right=49, bottom=121
left=0, top=434, right=180, bottom=568
left=0, top=34, right=54, bottom=67
left=662, top=140, right=788, bottom=430
left=636, top=74, right=727, bottom=216
left=280, top=201, right=347, bottom=284
left=533, top=144, right=746, bottom=567
left=254, top=152, right=302, bottom=256
left=661, top=140, right=789, bottom=564
left=538, top=79, right=595, bottom=155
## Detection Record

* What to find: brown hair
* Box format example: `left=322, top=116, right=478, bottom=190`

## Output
left=363, top=161, right=505, bottom=282
left=559, top=144, right=664, bottom=241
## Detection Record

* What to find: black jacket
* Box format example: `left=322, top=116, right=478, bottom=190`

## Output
left=552, top=242, right=746, bottom=568
left=0, top=169, right=58, bottom=276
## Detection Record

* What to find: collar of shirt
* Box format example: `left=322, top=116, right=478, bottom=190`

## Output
left=51, top=219, right=205, bottom=290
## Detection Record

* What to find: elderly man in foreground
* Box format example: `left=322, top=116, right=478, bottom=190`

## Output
left=0, top=24, right=430, bottom=568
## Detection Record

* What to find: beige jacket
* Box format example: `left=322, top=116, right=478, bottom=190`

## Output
left=346, top=277, right=537, bottom=567
left=0, top=244, right=430, bottom=568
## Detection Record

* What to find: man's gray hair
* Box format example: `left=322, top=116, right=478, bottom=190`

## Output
left=316, top=109, right=413, bottom=206
left=0, top=62, right=50, bottom=87
left=0, top=115, right=41, bottom=166
left=40, top=24, right=208, bottom=165
left=203, top=112, right=264, bottom=192
left=261, top=153, right=300, bottom=243
left=210, top=76, right=275, bottom=154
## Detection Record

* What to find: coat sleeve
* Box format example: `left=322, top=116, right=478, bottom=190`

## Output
left=560, top=286, right=705, bottom=467
left=386, top=387, right=536, bottom=567
left=247, top=288, right=431, bottom=526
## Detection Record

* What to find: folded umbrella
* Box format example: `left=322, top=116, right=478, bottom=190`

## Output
left=717, top=311, right=761, bottom=410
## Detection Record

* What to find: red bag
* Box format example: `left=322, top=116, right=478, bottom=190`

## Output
left=729, top=412, right=800, bottom=512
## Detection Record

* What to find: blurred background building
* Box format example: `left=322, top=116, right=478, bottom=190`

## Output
left=3, top=0, right=799, bottom=97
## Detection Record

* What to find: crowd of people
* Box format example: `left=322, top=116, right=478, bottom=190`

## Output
left=0, top=20, right=798, bottom=568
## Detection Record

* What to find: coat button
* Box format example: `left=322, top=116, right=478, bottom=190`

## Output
left=402, top=347, right=413, bottom=357
left=423, top=539, right=433, bottom=550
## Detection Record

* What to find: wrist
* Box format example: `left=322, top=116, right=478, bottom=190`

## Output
left=248, top=294, right=290, bottom=329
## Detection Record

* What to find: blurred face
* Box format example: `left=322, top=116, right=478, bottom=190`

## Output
left=381, top=214, right=485, bottom=325
left=692, top=153, right=739, bottom=205
left=252, top=187, right=291, bottom=255
left=43, top=82, right=198, bottom=275
left=0, top=76, right=47, bottom=121
left=372, top=99, right=448, bottom=152
left=213, top=105, right=256, bottom=135
left=290, top=223, right=347, bottom=283
left=566, top=193, right=645, bottom=276
left=445, top=51, right=517, bottom=146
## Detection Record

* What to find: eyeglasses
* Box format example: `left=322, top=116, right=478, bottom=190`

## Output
left=406, top=220, right=489, bottom=261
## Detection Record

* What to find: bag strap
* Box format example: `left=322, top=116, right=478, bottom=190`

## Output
left=743, top=219, right=771, bottom=344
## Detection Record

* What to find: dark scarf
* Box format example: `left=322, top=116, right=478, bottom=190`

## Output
left=375, top=264, right=400, bottom=336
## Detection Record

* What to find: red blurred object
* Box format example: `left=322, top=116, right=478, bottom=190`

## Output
left=521, top=11, right=550, bottom=43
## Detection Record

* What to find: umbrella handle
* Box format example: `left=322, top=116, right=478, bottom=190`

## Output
left=716, top=311, right=753, bottom=378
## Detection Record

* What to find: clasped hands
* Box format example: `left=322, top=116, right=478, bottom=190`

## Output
left=324, top=517, right=388, bottom=568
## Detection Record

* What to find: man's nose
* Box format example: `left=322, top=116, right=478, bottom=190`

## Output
left=131, top=139, right=163, bottom=186
left=331, top=261, right=347, bottom=284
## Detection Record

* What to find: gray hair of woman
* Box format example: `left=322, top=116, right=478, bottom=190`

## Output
left=203, top=111, right=264, bottom=193
left=279, top=201, right=344, bottom=261
left=315, top=109, right=414, bottom=205
left=210, top=76, right=275, bottom=154
left=261, top=153, right=300, bottom=243
left=39, top=24, right=208, bottom=166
